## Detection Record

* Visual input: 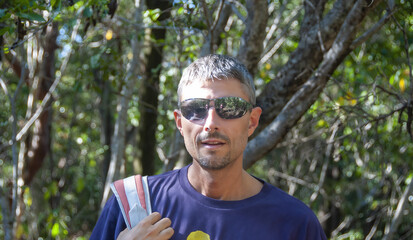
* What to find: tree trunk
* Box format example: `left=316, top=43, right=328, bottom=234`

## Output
left=100, top=0, right=144, bottom=209
left=22, top=22, right=59, bottom=185
left=138, top=0, right=171, bottom=175
left=237, top=0, right=268, bottom=76
left=93, top=68, right=114, bottom=184
left=1, top=20, right=59, bottom=240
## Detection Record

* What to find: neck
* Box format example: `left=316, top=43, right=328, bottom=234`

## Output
left=187, top=161, right=263, bottom=201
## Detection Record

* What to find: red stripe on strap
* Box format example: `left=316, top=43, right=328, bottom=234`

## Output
left=113, top=180, right=131, bottom=226
left=135, top=175, right=147, bottom=211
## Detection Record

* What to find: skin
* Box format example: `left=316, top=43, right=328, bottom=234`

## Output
left=117, top=212, right=174, bottom=240
left=118, top=78, right=262, bottom=239
left=175, top=78, right=262, bottom=200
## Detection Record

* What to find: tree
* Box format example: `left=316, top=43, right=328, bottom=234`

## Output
left=138, top=0, right=172, bottom=176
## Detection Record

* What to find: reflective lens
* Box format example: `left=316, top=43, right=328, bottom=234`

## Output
left=179, top=97, right=253, bottom=122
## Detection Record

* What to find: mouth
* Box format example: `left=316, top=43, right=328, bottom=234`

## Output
left=200, top=139, right=226, bottom=148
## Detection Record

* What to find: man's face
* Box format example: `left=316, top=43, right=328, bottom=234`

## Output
left=174, top=78, right=261, bottom=170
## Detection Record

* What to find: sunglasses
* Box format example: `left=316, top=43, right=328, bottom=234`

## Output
left=179, top=96, right=254, bottom=122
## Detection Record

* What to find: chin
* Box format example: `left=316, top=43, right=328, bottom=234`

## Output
left=196, top=157, right=232, bottom=171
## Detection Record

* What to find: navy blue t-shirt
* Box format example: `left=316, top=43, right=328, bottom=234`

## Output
left=90, top=165, right=327, bottom=239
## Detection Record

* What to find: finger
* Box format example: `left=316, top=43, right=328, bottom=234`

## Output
left=159, top=227, right=174, bottom=239
left=116, top=228, right=129, bottom=240
left=143, top=212, right=162, bottom=225
left=153, top=217, right=172, bottom=230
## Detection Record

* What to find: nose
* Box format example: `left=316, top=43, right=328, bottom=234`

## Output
left=203, top=107, right=219, bottom=132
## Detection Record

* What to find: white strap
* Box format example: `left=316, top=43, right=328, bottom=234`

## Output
left=123, top=176, right=142, bottom=210
left=111, top=175, right=152, bottom=229
left=142, top=176, right=152, bottom=214
left=129, top=203, right=148, bottom=228
left=110, top=183, right=131, bottom=229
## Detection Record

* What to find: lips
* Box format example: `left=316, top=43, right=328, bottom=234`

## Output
left=197, top=132, right=230, bottom=149
left=200, top=139, right=226, bottom=147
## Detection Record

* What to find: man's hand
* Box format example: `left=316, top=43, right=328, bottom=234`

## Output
left=117, top=212, right=174, bottom=240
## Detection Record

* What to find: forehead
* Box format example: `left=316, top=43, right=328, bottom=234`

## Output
left=180, top=78, right=249, bottom=101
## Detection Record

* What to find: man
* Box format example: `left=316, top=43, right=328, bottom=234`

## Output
left=91, top=54, right=327, bottom=240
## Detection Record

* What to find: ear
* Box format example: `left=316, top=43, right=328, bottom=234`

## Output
left=248, top=107, right=262, bottom=137
left=174, top=109, right=184, bottom=136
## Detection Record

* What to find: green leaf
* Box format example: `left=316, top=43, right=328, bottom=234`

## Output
left=0, top=27, right=11, bottom=36
left=51, top=0, right=61, bottom=8
left=51, top=223, right=60, bottom=237
left=406, top=172, right=413, bottom=185
left=389, top=74, right=395, bottom=85
left=83, top=7, right=92, bottom=18
left=149, top=9, right=161, bottom=22
left=73, top=80, right=83, bottom=92
left=90, top=54, right=101, bottom=69
left=76, top=178, right=85, bottom=193
left=0, top=9, right=7, bottom=18
left=17, top=12, right=46, bottom=22
left=89, top=160, right=96, bottom=167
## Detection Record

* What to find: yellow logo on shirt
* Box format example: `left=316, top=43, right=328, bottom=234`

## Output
left=187, top=230, right=211, bottom=240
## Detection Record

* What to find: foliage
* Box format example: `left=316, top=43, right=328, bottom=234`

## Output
left=250, top=2, right=413, bottom=238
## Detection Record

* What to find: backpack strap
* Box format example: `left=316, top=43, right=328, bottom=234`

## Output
left=111, top=175, right=152, bottom=229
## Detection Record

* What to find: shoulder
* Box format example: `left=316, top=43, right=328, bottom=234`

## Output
left=90, top=196, right=127, bottom=240
left=261, top=183, right=327, bottom=239
left=264, top=183, right=313, bottom=213
left=147, top=167, right=183, bottom=191
left=263, top=183, right=318, bottom=223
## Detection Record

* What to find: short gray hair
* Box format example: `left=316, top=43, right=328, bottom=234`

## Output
left=177, top=54, right=256, bottom=105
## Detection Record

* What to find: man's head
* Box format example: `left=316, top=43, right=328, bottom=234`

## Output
left=174, top=54, right=261, bottom=170
left=177, top=54, right=256, bottom=105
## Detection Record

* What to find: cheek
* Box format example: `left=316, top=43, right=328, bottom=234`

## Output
left=181, top=123, right=199, bottom=146
left=228, top=121, right=249, bottom=144
left=234, top=132, right=248, bottom=148
left=183, top=129, right=196, bottom=144
left=181, top=128, right=201, bottom=159
left=240, top=121, right=251, bottom=137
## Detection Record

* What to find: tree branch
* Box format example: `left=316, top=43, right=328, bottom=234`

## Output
left=200, top=0, right=212, bottom=31
left=383, top=178, right=413, bottom=240
left=6, top=18, right=54, bottom=50
left=245, top=0, right=379, bottom=168
left=351, top=5, right=395, bottom=49
left=0, top=43, right=27, bottom=240
left=255, top=0, right=382, bottom=134
left=259, top=7, right=302, bottom=65
left=299, top=0, right=327, bottom=41
left=210, top=0, right=225, bottom=33
left=0, top=186, right=12, bottom=240
left=200, top=1, right=232, bottom=56
left=310, top=120, right=341, bottom=203
left=236, top=0, right=268, bottom=76
left=100, top=0, right=144, bottom=210
left=15, top=17, right=82, bottom=142
left=4, top=50, right=29, bottom=82
left=391, top=10, right=413, bottom=142
left=263, top=2, right=286, bottom=49
left=227, top=0, right=246, bottom=23
left=0, top=77, right=10, bottom=98
left=268, top=168, right=320, bottom=191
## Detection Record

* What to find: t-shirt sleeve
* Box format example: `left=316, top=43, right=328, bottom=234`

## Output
left=305, top=213, right=328, bottom=240
left=90, top=195, right=127, bottom=240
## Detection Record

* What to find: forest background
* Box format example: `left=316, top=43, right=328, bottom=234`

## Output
left=0, top=0, right=412, bottom=239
